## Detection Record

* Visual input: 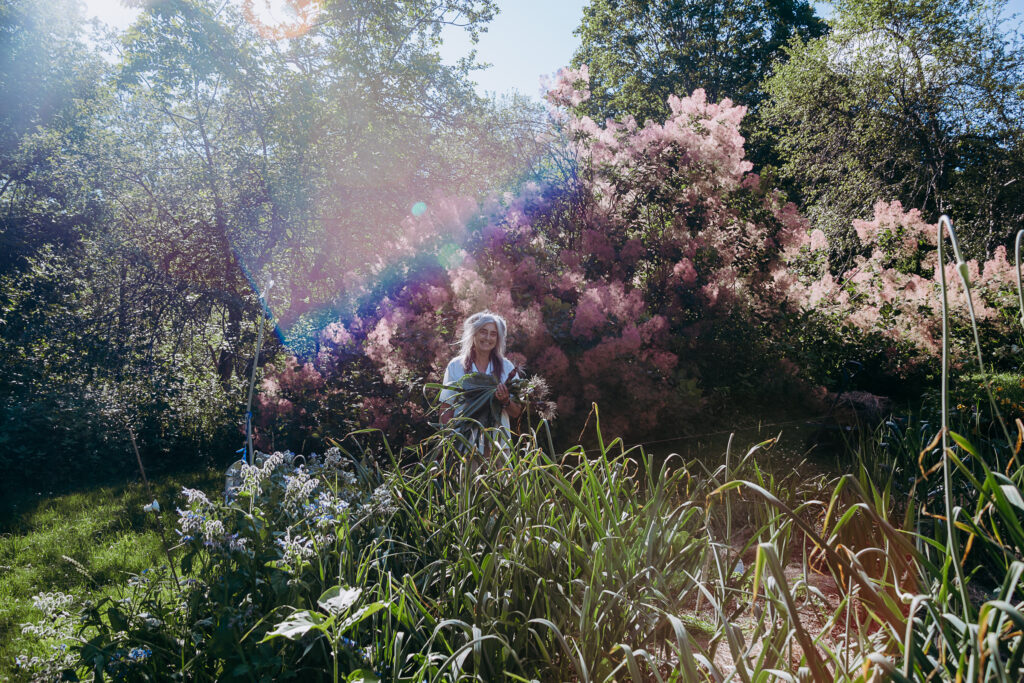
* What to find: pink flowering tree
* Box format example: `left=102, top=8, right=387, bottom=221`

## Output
left=254, top=356, right=326, bottom=451
left=779, top=200, right=1023, bottom=383
left=258, top=67, right=1023, bottom=447
left=254, top=66, right=830, bottom=444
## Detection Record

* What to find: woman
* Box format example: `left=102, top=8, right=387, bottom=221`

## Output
left=438, top=311, right=522, bottom=448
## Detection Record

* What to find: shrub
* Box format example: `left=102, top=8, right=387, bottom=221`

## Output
left=264, top=67, right=843, bottom=445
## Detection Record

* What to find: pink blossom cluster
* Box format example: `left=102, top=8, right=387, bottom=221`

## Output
left=543, top=65, right=591, bottom=109
left=299, top=68, right=817, bottom=440
left=571, top=281, right=645, bottom=340
left=254, top=357, right=326, bottom=449
left=783, top=201, right=1022, bottom=372
left=258, top=68, right=1024, bottom=444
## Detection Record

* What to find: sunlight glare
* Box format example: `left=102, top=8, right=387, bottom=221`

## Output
left=437, top=243, right=464, bottom=270
left=82, top=0, right=141, bottom=30
left=241, top=0, right=320, bottom=40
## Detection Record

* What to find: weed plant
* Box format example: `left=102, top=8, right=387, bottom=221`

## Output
left=8, top=415, right=837, bottom=681
left=12, top=406, right=1024, bottom=681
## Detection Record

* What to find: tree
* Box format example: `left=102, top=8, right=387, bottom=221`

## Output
left=0, top=0, right=537, bottom=490
left=0, top=0, right=105, bottom=272
left=96, top=0, right=531, bottom=384
left=759, top=0, right=1024, bottom=256
left=110, top=0, right=530, bottom=350
left=571, top=0, right=826, bottom=125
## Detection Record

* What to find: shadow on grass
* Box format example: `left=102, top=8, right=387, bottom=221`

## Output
left=0, top=467, right=223, bottom=678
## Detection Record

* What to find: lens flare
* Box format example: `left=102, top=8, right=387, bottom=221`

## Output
left=240, top=184, right=546, bottom=355
left=437, top=242, right=464, bottom=270
left=242, top=0, right=320, bottom=40
left=411, top=201, right=428, bottom=217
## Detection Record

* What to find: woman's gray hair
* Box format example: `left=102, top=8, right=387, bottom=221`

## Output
left=458, top=310, right=508, bottom=375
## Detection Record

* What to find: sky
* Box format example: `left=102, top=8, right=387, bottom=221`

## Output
left=82, top=0, right=1024, bottom=100
left=436, top=1, right=588, bottom=99
left=81, top=0, right=588, bottom=99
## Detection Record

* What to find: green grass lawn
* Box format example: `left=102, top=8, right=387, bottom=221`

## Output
left=0, top=468, right=223, bottom=681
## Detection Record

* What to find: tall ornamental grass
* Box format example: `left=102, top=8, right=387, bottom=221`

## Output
left=18, top=417, right=831, bottom=681
left=16, top=397, right=1024, bottom=680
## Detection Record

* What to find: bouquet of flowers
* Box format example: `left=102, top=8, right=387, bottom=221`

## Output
left=505, top=372, right=558, bottom=422
left=445, top=366, right=557, bottom=433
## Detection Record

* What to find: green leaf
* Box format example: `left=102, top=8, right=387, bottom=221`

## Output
left=337, top=601, right=389, bottom=635
left=261, top=610, right=324, bottom=641
left=106, top=605, right=128, bottom=633
left=318, top=586, right=362, bottom=615
left=948, top=431, right=980, bottom=458
left=1000, top=484, right=1024, bottom=511
left=346, top=670, right=381, bottom=683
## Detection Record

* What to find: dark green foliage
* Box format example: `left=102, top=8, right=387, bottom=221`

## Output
left=0, top=0, right=106, bottom=271
left=571, top=0, right=826, bottom=158
left=0, top=245, right=245, bottom=496
left=759, top=0, right=1024, bottom=257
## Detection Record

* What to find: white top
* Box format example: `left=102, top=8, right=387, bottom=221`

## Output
left=440, top=355, right=516, bottom=432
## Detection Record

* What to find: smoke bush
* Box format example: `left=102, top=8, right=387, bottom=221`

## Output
left=257, top=71, right=1023, bottom=444
left=782, top=200, right=1022, bottom=378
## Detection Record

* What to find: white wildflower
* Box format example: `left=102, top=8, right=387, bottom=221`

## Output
left=17, top=592, right=77, bottom=677
left=225, top=533, right=249, bottom=553
left=175, top=507, right=205, bottom=540
left=180, top=488, right=212, bottom=508
left=323, top=446, right=344, bottom=469
left=284, top=468, right=319, bottom=510
left=370, top=485, right=398, bottom=516
left=32, top=591, right=74, bottom=616
left=240, top=451, right=286, bottom=497
left=275, top=527, right=315, bottom=569
left=201, top=518, right=226, bottom=547
left=305, top=490, right=349, bottom=530
left=258, top=450, right=294, bottom=467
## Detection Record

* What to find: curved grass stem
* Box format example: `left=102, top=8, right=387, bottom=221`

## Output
left=936, top=215, right=976, bottom=620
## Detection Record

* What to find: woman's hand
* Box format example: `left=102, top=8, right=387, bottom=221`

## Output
left=496, top=383, right=523, bottom=419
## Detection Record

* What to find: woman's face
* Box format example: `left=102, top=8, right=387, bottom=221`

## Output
left=473, top=322, right=499, bottom=355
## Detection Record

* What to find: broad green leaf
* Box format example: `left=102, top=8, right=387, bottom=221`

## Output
left=261, top=610, right=324, bottom=641
left=106, top=605, right=128, bottom=633
left=318, top=586, right=362, bottom=615
left=338, top=602, right=389, bottom=635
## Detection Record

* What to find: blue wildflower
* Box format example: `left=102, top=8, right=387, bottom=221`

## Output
left=128, top=646, right=152, bottom=662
